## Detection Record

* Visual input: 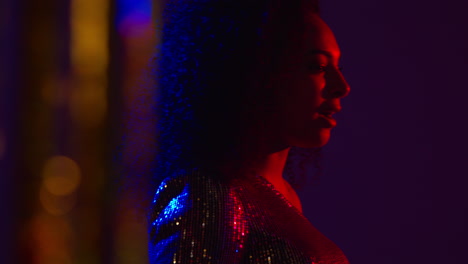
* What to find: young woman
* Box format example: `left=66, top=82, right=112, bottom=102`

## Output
left=149, top=0, right=351, bottom=263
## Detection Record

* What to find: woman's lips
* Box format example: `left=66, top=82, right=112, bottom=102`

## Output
left=317, top=113, right=337, bottom=128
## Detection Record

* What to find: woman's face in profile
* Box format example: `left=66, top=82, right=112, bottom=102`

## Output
left=274, top=13, right=350, bottom=148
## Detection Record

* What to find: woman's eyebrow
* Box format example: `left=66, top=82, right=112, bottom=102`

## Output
left=307, top=49, right=340, bottom=60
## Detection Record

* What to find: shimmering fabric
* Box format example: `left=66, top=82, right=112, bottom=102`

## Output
left=149, top=169, right=349, bottom=264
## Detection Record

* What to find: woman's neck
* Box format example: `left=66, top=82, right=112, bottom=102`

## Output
left=255, top=147, right=291, bottom=184
left=217, top=146, right=302, bottom=211
left=256, top=147, right=303, bottom=213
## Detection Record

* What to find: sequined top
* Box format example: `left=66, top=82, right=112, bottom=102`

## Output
left=148, top=169, right=349, bottom=264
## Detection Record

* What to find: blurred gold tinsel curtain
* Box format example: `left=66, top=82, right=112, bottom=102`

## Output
left=1, top=0, right=158, bottom=263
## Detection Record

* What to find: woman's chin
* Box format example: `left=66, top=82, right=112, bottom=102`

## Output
left=287, top=128, right=331, bottom=148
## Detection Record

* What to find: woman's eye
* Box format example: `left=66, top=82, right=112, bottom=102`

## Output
left=308, top=64, right=327, bottom=73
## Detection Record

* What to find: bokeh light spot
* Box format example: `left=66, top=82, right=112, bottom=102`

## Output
left=42, top=156, right=81, bottom=196
left=39, top=186, right=77, bottom=216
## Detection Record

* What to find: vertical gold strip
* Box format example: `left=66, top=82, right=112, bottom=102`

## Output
left=70, top=0, right=110, bottom=262
left=70, top=0, right=109, bottom=128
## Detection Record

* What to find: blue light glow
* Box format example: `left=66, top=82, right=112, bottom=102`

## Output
left=116, top=0, right=152, bottom=25
left=148, top=232, right=180, bottom=263
left=153, top=185, right=189, bottom=227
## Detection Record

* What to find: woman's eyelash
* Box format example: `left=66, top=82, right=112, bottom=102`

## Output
left=308, top=65, right=327, bottom=72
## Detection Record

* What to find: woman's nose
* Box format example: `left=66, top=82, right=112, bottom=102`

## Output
left=323, top=69, right=350, bottom=99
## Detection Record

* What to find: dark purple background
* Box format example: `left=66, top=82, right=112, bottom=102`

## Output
left=0, top=0, right=18, bottom=263
left=299, top=0, right=468, bottom=263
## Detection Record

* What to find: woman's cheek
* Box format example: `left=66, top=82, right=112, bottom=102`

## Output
left=308, top=72, right=326, bottom=88
left=300, top=77, right=323, bottom=101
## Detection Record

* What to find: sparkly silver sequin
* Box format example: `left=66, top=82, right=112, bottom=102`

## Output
left=149, top=169, right=349, bottom=264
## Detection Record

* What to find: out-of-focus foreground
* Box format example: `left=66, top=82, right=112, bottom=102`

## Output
left=0, top=0, right=158, bottom=263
